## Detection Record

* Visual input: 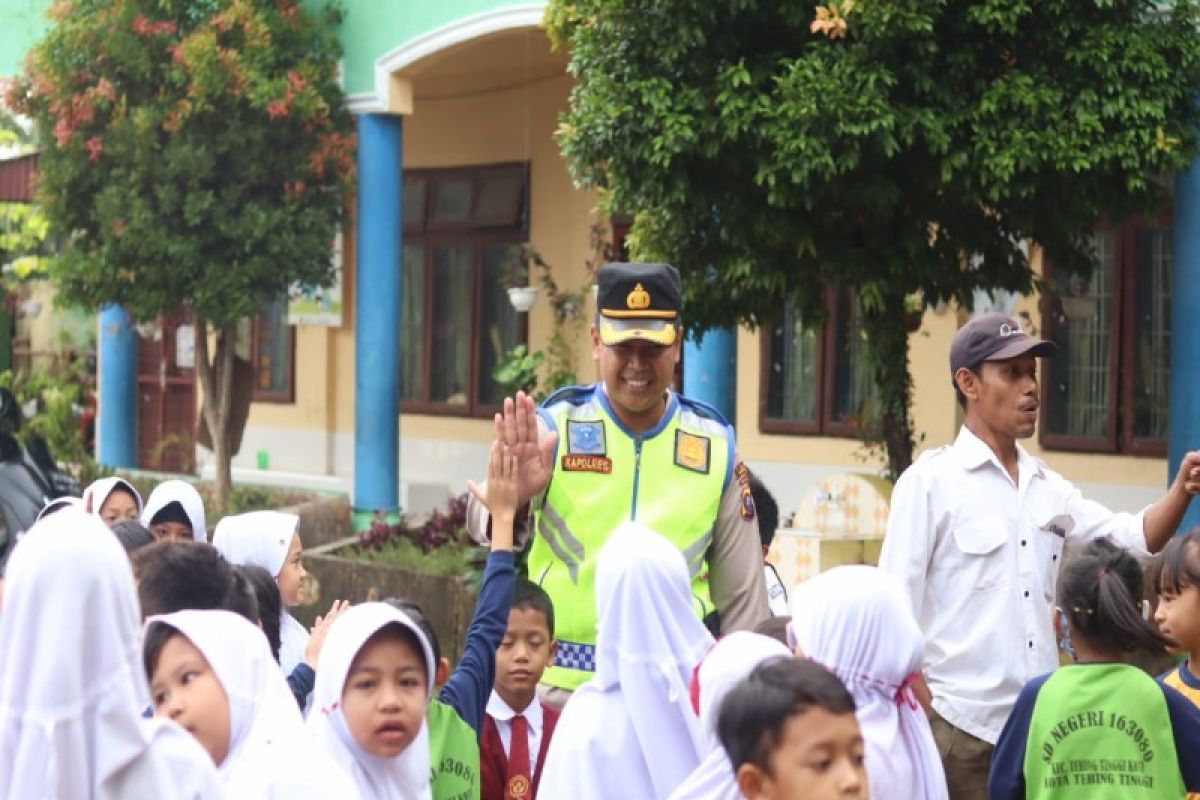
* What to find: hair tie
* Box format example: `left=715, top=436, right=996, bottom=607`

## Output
left=1099, top=567, right=1109, bottom=578
left=895, top=674, right=920, bottom=711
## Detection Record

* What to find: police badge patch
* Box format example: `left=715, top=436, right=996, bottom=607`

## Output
left=566, top=420, right=607, bottom=455
left=674, top=430, right=711, bottom=474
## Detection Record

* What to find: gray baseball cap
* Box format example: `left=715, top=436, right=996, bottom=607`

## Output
left=950, top=312, right=1057, bottom=377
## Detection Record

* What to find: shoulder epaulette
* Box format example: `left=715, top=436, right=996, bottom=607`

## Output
left=540, top=384, right=596, bottom=410
left=677, top=394, right=732, bottom=427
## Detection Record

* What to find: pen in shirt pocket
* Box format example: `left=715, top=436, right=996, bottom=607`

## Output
left=1039, top=514, right=1074, bottom=538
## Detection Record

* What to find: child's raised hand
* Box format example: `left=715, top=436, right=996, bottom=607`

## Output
left=306, top=599, right=350, bottom=668
left=469, top=441, right=520, bottom=524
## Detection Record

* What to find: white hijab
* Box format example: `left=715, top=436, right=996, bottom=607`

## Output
left=147, top=609, right=355, bottom=798
left=141, top=480, right=207, bottom=542
left=540, top=523, right=715, bottom=800
left=668, top=632, right=793, bottom=800
left=83, top=477, right=144, bottom=519
left=0, top=510, right=223, bottom=799
left=790, top=566, right=949, bottom=800
left=211, top=511, right=308, bottom=673
left=35, top=495, right=84, bottom=522
left=307, top=602, right=436, bottom=800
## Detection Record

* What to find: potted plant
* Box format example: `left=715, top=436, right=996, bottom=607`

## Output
left=501, top=245, right=539, bottom=312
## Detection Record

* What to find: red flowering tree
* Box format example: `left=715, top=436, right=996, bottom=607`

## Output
left=4, top=0, right=355, bottom=510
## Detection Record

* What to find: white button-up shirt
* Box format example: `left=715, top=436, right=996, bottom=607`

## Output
left=878, top=426, right=1148, bottom=744
left=486, top=690, right=546, bottom=777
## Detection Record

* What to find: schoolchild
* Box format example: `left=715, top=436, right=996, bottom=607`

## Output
left=480, top=579, right=561, bottom=800
left=538, top=523, right=715, bottom=800
left=84, top=476, right=143, bottom=527
left=141, top=479, right=207, bottom=542
left=668, top=631, right=793, bottom=800
left=789, top=565, right=947, bottom=799
left=308, top=602, right=438, bottom=798
left=0, top=510, right=223, bottom=798
left=144, top=608, right=356, bottom=797
left=989, top=538, right=1200, bottom=800
left=717, top=657, right=868, bottom=800
left=388, top=440, right=519, bottom=799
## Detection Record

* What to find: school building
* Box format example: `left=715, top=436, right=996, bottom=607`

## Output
left=2, top=0, right=1199, bottom=529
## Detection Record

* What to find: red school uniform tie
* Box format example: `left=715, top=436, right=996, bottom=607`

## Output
left=505, top=714, right=532, bottom=800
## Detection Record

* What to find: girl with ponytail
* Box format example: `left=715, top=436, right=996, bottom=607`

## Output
left=989, top=537, right=1200, bottom=800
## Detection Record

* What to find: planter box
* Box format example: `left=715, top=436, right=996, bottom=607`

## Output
left=283, top=494, right=352, bottom=549
left=297, top=540, right=477, bottom=666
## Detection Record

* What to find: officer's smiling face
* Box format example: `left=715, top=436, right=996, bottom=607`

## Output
left=592, top=327, right=681, bottom=432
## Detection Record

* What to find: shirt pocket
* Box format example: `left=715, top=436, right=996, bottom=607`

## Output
left=950, top=519, right=1009, bottom=592
left=1033, top=513, right=1072, bottom=597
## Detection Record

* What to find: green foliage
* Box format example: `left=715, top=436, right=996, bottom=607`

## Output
left=547, top=0, right=1200, bottom=477
left=341, top=535, right=479, bottom=579
left=0, top=357, right=102, bottom=483
left=5, top=0, right=355, bottom=329
left=493, top=344, right=545, bottom=398
left=0, top=202, right=54, bottom=283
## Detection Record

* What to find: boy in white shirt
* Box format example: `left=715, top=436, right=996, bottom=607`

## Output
left=481, top=579, right=560, bottom=800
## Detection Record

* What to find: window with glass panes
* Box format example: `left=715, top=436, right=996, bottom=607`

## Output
left=761, top=288, right=879, bottom=437
left=400, top=164, right=528, bottom=415
left=1041, top=219, right=1171, bottom=455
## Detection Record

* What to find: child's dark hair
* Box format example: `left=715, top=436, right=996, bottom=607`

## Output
left=512, top=578, right=555, bottom=638
left=143, top=620, right=181, bottom=680
left=717, top=657, right=856, bottom=772
left=110, top=520, right=154, bottom=555
left=236, top=564, right=282, bottom=662
left=1059, top=537, right=1172, bottom=654
left=748, top=474, right=779, bottom=551
left=383, top=597, right=442, bottom=666
left=133, top=541, right=256, bottom=623
left=1153, top=529, right=1200, bottom=597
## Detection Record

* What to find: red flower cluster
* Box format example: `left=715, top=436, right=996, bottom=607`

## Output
left=131, top=15, right=178, bottom=37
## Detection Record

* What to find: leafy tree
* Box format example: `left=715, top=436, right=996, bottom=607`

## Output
left=5, top=0, right=354, bottom=509
left=547, top=0, right=1200, bottom=479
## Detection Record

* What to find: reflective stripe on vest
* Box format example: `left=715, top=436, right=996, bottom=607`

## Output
left=530, top=389, right=729, bottom=691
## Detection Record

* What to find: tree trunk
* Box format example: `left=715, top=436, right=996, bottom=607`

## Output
left=194, top=315, right=237, bottom=514
left=861, top=289, right=916, bottom=482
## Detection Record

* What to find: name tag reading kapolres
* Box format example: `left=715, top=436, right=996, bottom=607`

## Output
left=561, top=455, right=613, bottom=474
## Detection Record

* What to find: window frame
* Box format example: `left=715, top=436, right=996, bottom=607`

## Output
left=759, top=286, right=877, bottom=438
left=249, top=302, right=296, bottom=404
left=400, top=162, right=530, bottom=418
left=1040, top=215, right=1171, bottom=457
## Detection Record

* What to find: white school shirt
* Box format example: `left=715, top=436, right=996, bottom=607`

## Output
left=764, top=563, right=789, bottom=616
left=486, top=690, right=546, bottom=778
left=878, top=425, right=1149, bottom=745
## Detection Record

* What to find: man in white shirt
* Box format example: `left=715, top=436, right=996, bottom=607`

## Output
left=879, top=312, right=1200, bottom=800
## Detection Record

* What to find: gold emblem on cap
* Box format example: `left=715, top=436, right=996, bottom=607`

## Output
left=626, top=282, right=651, bottom=310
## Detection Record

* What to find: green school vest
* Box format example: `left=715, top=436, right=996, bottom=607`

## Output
left=1024, top=663, right=1184, bottom=799
left=427, top=699, right=480, bottom=800
left=530, top=386, right=730, bottom=690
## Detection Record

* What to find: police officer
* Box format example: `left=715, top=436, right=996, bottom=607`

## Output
left=469, top=262, right=769, bottom=703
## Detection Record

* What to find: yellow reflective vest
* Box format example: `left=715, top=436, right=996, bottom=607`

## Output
left=531, top=384, right=731, bottom=690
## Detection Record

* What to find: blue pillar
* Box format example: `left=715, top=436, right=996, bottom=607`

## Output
left=1170, top=162, right=1200, bottom=533
left=354, top=114, right=403, bottom=516
left=684, top=327, right=736, bottom=421
left=97, top=304, right=137, bottom=467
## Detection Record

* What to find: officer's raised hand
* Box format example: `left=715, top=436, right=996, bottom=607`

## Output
left=494, top=390, right=559, bottom=504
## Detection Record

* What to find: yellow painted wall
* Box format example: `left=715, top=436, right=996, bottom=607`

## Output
left=247, top=70, right=596, bottom=446
left=245, top=44, right=1168, bottom=489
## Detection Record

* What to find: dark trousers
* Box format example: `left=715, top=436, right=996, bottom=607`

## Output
left=929, top=711, right=995, bottom=800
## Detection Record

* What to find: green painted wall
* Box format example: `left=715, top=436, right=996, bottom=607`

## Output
left=3, top=0, right=541, bottom=98
left=317, top=0, right=542, bottom=97
left=0, top=0, right=50, bottom=78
